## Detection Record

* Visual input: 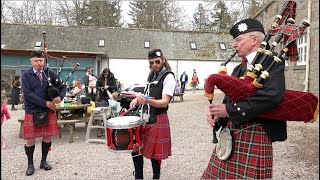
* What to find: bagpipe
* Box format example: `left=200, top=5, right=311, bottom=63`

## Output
left=204, top=1, right=319, bottom=124
left=41, top=31, right=81, bottom=100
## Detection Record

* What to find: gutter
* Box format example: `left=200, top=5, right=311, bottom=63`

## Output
left=304, top=1, right=312, bottom=92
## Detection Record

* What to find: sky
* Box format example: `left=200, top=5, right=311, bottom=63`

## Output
left=121, top=1, right=202, bottom=25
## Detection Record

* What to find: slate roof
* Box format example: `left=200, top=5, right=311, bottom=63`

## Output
left=1, top=23, right=234, bottom=61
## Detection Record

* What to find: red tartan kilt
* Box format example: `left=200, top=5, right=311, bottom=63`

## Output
left=202, top=122, right=273, bottom=179
left=140, top=114, right=172, bottom=160
left=23, top=110, right=59, bottom=139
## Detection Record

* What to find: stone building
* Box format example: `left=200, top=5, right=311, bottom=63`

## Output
left=1, top=24, right=237, bottom=91
left=253, top=1, right=319, bottom=96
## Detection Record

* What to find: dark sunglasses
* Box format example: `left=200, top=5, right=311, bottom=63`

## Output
left=149, top=60, right=161, bottom=66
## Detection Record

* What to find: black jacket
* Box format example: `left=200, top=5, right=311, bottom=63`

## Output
left=96, top=72, right=117, bottom=102
left=218, top=56, right=287, bottom=142
left=180, top=73, right=188, bottom=83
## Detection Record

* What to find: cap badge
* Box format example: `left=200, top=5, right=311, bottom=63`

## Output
left=238, top=23, right=248, bottom=32
left=156, top=51, right=161, bottom=56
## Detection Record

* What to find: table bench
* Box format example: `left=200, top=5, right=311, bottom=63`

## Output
left=172, top=93, right=184, bottom=102
left=18, top=118, right=24, bottom=138
left=58, top=120, right=81, bottom=143
left=17, top=118, right=81, bottom=143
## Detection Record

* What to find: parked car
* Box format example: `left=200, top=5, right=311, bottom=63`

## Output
left=124, top=83, right=146, bottom=93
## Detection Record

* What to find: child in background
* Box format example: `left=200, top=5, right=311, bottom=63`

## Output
left=87, top=74, right=97, bottom=94
left=175, top=80, right=181, bottom=94
left=1, top=93, right=11, bottom=148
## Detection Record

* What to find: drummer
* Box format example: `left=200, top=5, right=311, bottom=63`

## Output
left=129, top=48, right=176, bottom=179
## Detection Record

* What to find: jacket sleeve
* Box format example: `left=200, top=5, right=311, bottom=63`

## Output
left=22, top=73, right=47, bottom=108
left=226, top=60, right=286, bottom=126
left=96, top=76, right=104, bottom=92
left=107, top=77, right=117, bottom=93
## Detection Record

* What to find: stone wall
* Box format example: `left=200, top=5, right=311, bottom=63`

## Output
left=254, top=1, right=319, bottom=96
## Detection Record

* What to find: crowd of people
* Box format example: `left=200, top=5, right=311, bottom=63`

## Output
left=0, top=17, right=300, bottom=179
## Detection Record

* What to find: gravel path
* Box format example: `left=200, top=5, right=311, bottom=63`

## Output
left=1, top=90, right=319, bottom=180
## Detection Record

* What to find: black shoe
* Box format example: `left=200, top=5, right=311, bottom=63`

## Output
left=40, top=161, right=52, bottom=170
left=26, top=164, right=35, bottom=176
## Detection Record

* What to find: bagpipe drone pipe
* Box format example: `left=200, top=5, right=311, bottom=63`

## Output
left=41, top=31, right=81, bottom=100
left=204, top=1, right=319, bottom=123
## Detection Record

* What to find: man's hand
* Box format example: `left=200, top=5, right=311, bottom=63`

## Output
left=207, top=103, right=228, bottom=127
left=46, top=101, right=56, bottom=109
left=136, top=94, right=148, bottom=105
left=130, top=98, right=138, bottom=108
left=52, top=97, right=61, bottom=104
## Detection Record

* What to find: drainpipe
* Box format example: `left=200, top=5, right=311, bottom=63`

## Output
left=304, top=1, right=311, bottom=92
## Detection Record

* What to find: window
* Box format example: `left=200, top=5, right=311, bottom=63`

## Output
left=218, top=42, right=227, bottom=50
left=190, top=42, right=197, bottom=50
left=144, top=40, right=150, bottom=48
left=35, top=41, right=42, bottom=47
left=98, top=39, right=105, bottom=47
left=297, top=34, right=307, bottom=65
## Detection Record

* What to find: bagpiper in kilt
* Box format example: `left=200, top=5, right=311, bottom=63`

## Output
left=203, top=18, right=287, bottom=179
left=22, top=50, right=66, bottom=176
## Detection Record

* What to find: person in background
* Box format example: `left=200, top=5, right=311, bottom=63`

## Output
left=175, top=80, right=181, bottom=94
left=96, top=68, right=117, bottom=105
left=179, top=71, right=188, bottom=93
left=202, top=18, right=286, bottom=179
left=191, top=72, right=199, bottom=93
left=1, top=93, right=11, bottom=149
left=83, top=67, right=97, bottom=101
left=129, top=48, right=176, bottom=179
left=10, top=75, right=21, bottom=110
left=22, top=50, right=66, bottom=176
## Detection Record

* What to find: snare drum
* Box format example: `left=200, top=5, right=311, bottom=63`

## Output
left=106, top=116, right=143, bottom=153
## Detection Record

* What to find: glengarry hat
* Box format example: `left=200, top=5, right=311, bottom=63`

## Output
left=148, top=48, right=163, bottom=59
left=229, top=19, right=265, bottom=38
left=31, top=50, right=44, bottom=58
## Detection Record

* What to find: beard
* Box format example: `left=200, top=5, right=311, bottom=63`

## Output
left=153, top=63, right=164, bottom=73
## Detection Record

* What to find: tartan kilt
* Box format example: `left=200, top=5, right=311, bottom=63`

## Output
left=202, top=122, right=273, bottom=179
left=23, top=110, right=59, bottom=139
left=140, top=114, right=172, bottom=160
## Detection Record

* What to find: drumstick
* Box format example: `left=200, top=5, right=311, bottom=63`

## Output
left=119, top=105, right=138, bottom=117
left=120, top=93, right=154, bottom=99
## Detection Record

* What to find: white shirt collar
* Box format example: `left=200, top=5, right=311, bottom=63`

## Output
left=246, top=52, right=257, bottom=65
left=33, top=68, right=43, bottom=74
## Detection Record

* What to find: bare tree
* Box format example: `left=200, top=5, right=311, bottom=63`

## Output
left=55, top=0, right=90, bottom=26
left=192, top=3, right=210, bottom=30
left=210, top=1, right=233, bottom=30
left=129, top=1, right=185, bottom=30
left=85, top=1, right=123, bottom=27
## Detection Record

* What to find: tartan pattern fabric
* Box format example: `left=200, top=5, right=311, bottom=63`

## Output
left=23, top=110, right=59, bottom=139
left=201, top=122, right=273, bottom=179
left=204, top=72, right=319, bottom=122
left=259, top=89, right=319, bottom=122
left=140, top=114, right=172, bottom=160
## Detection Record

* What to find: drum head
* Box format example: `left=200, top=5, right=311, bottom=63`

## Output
left=107, top=116, right=141, bottom=129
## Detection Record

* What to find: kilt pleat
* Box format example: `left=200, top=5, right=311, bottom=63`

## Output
left=202, top=122, right=273, bottom=179
left=140, top=114, right=172, bottom=160
left=23, top=110, right=59, bottom=139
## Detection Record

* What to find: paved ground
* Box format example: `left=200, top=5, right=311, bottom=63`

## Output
left=1, top=89, right=319, bottom=180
